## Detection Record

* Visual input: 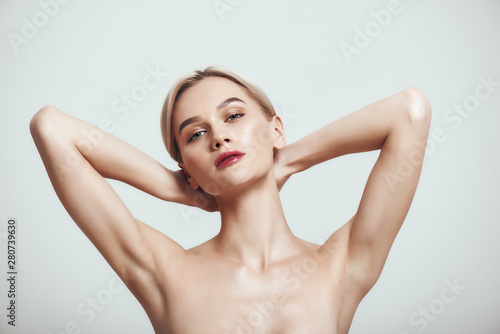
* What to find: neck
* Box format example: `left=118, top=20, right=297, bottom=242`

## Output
left=212, top=173, right=298, bottom=271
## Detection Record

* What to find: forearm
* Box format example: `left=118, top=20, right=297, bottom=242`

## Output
left=30, top=105, right=188, bottom=204
left=281, top=88, right=428, bottom=175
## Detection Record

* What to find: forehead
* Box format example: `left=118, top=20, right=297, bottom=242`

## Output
left=173, top=77, right=249, bottom=125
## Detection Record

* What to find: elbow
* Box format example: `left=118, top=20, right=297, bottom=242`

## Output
left=401, top=87, right=432, bottom=129
left=30, top=105, right=60, bottom=139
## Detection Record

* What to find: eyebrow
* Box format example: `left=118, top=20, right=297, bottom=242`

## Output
left=178, top=97, right=246, bottom=136
left=178, top=116, right=202, bottom=136
left=216, top=97, right=245, bottom=111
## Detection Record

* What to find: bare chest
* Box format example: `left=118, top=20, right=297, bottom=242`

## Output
left=154, top=257, right=345, bottom=334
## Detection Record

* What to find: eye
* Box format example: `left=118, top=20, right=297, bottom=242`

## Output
left=188, top=130, right=206, bottom=143
left=226, top=113, right=244, bottom=122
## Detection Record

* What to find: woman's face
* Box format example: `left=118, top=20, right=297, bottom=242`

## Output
left=172, top=77, right=284, bottom=196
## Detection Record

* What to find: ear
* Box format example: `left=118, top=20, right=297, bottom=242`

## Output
left=271, top=115, right=286, bottom=150
left=178, top=163, right=200, bottom=190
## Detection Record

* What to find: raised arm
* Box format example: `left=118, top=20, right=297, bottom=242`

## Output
left=277, top=87, right=431, bottom=290
left=29, top=105, right=213, bottom=302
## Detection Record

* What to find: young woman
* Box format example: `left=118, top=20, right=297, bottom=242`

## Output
left=30, top=67, right=431, bottom=334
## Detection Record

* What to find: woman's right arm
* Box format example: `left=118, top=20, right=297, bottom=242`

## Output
left=29, top=105, right=210, bottom=304
left=31, top=105, right=216, bottom=209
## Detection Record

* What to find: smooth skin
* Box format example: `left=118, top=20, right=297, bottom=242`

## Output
left=30, top=77, right=431, bottom=334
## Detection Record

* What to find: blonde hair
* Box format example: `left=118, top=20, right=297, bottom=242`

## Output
left=160, top=66, right=276, bottom=163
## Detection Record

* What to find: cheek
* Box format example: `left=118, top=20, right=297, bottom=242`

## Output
left=183, top=151, right=206, bottom=176
left=177, top=141, right=204, bottom=172
left=239, top=122, right=275, bottom=162
left=237, top=115, right=273, bottom=144
left=255, top=125, right=275, bottom=147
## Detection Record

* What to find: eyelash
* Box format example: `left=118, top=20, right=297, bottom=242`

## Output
left=227, top=113, right=244, bottom=121
left=187, top=112, right=245, bottom=143
left=188, top=131, right=205, bottom=143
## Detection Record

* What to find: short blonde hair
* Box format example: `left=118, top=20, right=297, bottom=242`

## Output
left=160, top=66, right=276, bottom=163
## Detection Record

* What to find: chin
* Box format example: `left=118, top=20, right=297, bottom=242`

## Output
left=203, top=168, right=273, bottom=197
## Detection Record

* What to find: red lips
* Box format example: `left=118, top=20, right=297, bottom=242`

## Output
left=215, top=149, right=246, bottom=168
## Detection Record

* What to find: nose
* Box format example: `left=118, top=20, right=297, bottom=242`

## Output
left=211, top=127, right=231, bottom=150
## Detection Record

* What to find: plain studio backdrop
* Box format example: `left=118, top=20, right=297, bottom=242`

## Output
left=1, top=0, right=499, bottom=333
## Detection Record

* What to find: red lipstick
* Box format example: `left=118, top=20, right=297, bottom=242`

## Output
left=215, top=149, right=245, bottom=168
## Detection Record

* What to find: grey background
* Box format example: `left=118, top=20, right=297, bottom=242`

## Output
left=1, top=0, right=499, bottom=333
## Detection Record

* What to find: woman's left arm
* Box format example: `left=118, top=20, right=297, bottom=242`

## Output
left=275, top=87, right=431, bottom=289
